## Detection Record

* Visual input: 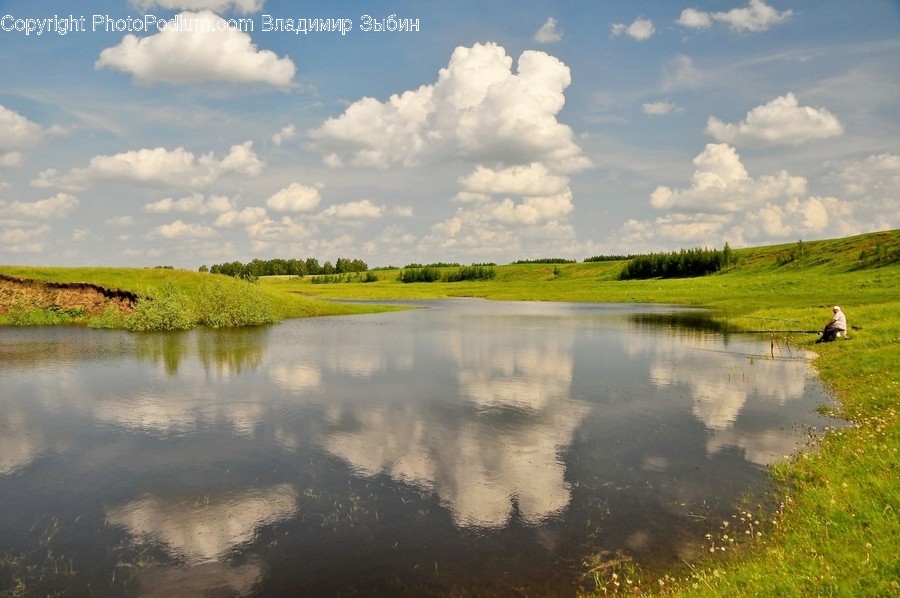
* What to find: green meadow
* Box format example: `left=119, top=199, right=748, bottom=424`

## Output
left=1, top=229, right=899, bottom=596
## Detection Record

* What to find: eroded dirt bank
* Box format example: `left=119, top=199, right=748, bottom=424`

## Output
left=0, top=274, right=137, bottom=315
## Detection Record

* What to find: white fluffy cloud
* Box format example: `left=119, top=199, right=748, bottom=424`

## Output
left=743, top=196, right=848, bottom=238
left=534, top=17, right=562, bottom=43
left=96, top=10, right=295, bottom=87
left=319, top=199, right=384, bottom=220
left=676, top=8, right=712, bottom=29
left=266, top=183, right=321, bottom=212
left=144, top=193, right=233, bottom=214
left=0, top=105, right=66, bottom=166
left=707, top=93, right=843, bottom=146
left=151, top=219, right=217, bottom=239
left=36, top=141, right=263, bottom=190
left=677, top=0, right=792, bottom=33
left=611, top=18, right=655, bottom=41
left=458, top=163, right=570, bottom=197
left=651, top=144, right=806, bottom=213
left=0, top=224, right=52, bottom=253
left=310, top=42, right=589, bottom=174
left=131, top=0, right=262, bottom=13
left=615, top=142, right=864, bottom=250
left=271, top=124, right=296, bottom=146
left=1, top=193, right=79, bottom=219
left=309, top=42, right=589, bottom=261
left=213, top=206, right=267, bottom=228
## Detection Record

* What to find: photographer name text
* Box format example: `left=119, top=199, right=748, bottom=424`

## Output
left=1, top=13, right=419, bottom=36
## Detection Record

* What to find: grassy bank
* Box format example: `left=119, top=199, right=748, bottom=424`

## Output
left=0, top=266, right=397, bottom=329
left=2, top=230, right=899, bottom=595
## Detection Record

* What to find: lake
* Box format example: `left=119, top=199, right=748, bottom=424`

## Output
left=0, top=300, right=835, bottom=596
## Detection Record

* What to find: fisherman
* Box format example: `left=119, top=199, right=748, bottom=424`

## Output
left=816, top=305, right=847, bottom=343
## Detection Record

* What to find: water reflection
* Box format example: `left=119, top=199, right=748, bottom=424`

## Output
left=0, top=302, right=836, bottom=596
left=107, top=484, right=297, bottom=564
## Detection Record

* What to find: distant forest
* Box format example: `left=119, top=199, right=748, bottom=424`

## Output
left=202, top=246, right=735, bottom=281
left=202, top=257, right=368, bottom=278
left=618, top=245, right=734, bottom=280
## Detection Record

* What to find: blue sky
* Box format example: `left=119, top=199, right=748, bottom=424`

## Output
left=1, top=0, right=898, bottom=268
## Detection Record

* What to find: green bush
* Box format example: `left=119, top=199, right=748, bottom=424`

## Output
left=399, top=267, right=442, bottom=283
left=127, top=281, right=195, bottom=332
left=442, top=265, right=496, bottom=282
left=196, top=278, right=277, bottom=328
left=87, top=303, right=129, bottom=329
left=6, top=302, right=72, bottom=326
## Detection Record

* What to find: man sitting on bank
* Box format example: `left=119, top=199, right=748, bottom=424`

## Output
left=816, top=305, right=847, bottom=343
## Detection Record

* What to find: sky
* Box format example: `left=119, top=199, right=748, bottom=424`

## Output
left=1, top=0, right=898, bottom=269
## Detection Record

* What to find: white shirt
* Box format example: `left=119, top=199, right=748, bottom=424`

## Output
left=830, top=310, right=847, bottom=330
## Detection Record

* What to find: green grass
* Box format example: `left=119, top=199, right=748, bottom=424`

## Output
left=0, top=267, right=398, bottom=329
left=2, top=230, right=900, bottom=596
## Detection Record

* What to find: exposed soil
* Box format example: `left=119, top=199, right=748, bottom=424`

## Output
left=0, top=274, right=137, bottom=316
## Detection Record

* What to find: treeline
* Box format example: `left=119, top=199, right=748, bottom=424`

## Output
left=583, top=254, right=635, bottom=263
left=512, top=258, right=576, bottom=264
left=403, top=261, right=460, bottom=269
left=618, top=245, right=734, bottom=280
left=311, top=272, right=380, bottom=284
left=203, top=257, right=368, bottom=278
left=399, top=265, right=497, bottom=283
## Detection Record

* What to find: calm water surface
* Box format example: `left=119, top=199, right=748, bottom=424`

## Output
left=0, top=300, right=835, bottom=596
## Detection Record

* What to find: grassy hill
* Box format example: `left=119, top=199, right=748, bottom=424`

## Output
left=2, top=230, right=899, bottom=596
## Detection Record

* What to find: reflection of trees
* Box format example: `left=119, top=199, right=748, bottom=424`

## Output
left=107, top=484, right=297, bottom=564
left=136, top=328, right=267, bottom=377
left=196, top=328, right=267, bottom=377
left=136, top=332, right=191, bottom=375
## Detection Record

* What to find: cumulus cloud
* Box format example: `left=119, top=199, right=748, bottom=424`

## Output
left=266, top=183, right=321, bottom=212
left=676, top=8, right=712, bottom=29
left=534, top=17, right=562, bottom=43
left=459, top=163, right=570, bottom=197
left=650, top=143, right=806, bottom=213
left=151, top=219, right=217, bottom=239
left=706, top=93, right=843, bottom=146
left=246, top=216, right=317, bottom=244
left=0, top=105, right=67, bottom=166
left=677, top=0, right=792, bottom=33
left=271, top=124, right=296, bottom=146
left=831, top=153, right=900, bottom=197
left=96, top=10, right=295, bottom=87
left=144, top=193, right=233, bottom=214
left=611, top=18, right=655, bottom=41
left=213, top=206, right=267, bottom=228
left=743, top=196, right=847, bottom=238
left=1, top=193, right=79, bottom=219
left=319, top=199, right=384, bottom=220
left=642, top=101, right=681, bottom=116
left=614, top=142, right=866, bottom=251
left=310, top=42, right=589, bottom=174
left=308, top=42, right=590, bottom=260
left=35, top=141, right=263, bottom=190
left=131, top=0, right=263, bottom=13
left=0, top=223, right=52, bottom=253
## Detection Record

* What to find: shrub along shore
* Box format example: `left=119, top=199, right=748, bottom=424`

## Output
left=2, top=230, right=898, bottom=596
